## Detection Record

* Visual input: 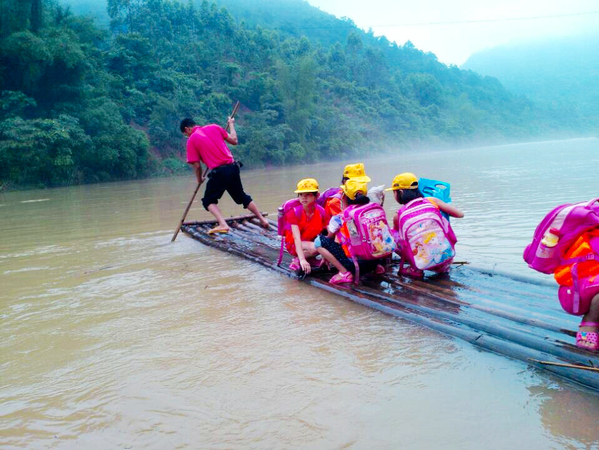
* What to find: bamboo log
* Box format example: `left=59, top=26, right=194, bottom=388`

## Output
left=183, top=212, right=268, bottom=226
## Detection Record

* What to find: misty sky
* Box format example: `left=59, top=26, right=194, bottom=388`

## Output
left=306, top=0, right=599, bottom=65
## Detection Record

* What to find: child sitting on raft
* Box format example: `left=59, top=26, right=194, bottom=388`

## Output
left=315, top=179, right=385, bottom=284
left=284, top=178, right=330, bottom=274
left=388, top=172, right=464, bottom=278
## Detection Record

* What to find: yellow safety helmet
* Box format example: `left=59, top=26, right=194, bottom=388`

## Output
left=343, top=163, right=371, bottom=183
left=294, top=178, right=319, bottom=193
left=341, top=178, right=368, bottom=200
left=386, top=173, right=419, bottom=191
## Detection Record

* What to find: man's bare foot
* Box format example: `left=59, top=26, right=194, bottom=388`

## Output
left=207, top=225, right=230, bottom=235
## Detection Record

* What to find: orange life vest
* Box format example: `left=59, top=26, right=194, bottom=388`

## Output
left=284, top=207, right=328, bottom=255
left=554, top=229, right=599, bottom=286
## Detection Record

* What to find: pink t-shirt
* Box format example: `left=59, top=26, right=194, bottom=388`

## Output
left=186, top=124, right=234, bottom=169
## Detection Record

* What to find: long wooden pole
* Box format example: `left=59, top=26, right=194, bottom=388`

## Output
left=529, top=359, right=599, bottom=373
left=171, top=101, right=240, bottom=242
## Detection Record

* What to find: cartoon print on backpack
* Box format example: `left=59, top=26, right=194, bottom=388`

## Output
left=387, top=172, right=464, bottom=278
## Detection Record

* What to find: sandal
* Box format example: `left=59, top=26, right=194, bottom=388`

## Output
left=289, top=258, right=300, bottom=271
left=399, top=265, right=424, bottom=278
left=207, top=227, right=230, bottom=235
left=375, top=264, right=386, bottom=275
left=329, top=271, right=354, bottom=285
left=576, top=321, right=599, bottom=351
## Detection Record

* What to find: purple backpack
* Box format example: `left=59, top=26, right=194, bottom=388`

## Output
left=316, top=187, right=342, bottom=208
left=396, top=198, right=457, bottom=271
left=523, top=198, right=599, bottom=274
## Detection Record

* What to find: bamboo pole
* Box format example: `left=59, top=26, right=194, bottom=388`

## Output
left=171, top=101, right=240, bottom=242
left=529, top=359, right=599, bottom=373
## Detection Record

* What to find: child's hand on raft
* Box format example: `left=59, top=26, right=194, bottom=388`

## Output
left=300, top=258, right=311, bottom=274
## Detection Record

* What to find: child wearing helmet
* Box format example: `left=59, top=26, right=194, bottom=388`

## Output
left=388, top=172, right=464, bottom=278
left=315, top=178, right=384, bottom=284
left=284, top=178, right=330, bottom=274
left=318, top=163, right=372, bottom=217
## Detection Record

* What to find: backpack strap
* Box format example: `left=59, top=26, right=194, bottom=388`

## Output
left=336, top=228, right=360, bottom=285
left=277, top=202, right=302, bottom=267
left=315, top=204, right=326, bottom=223
left=568, top=251, right=599, bottom=314
left=277, top=238, right=285, bottom=267
left=571, top=262, right=582, bottom=315
left=293, top=204, right=303, bottom=223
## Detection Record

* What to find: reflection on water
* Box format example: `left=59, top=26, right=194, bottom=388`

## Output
left=529, top=384, right=599, bottom=447
left=1, top=139, right=599, bottom=449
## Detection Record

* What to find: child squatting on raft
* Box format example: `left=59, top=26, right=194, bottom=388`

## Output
left=283, top=178, right=330, bottom=274
left=388, top=172, right=464, bottom=278
left=314, top=178, right=386, bottom=285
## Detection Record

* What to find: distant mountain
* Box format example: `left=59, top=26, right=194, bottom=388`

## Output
left=216, top=0, right=360, bottom=47
left=462, top=34, right=599, bottom=128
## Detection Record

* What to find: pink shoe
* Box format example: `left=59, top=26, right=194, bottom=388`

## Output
left=329, top=271, right=354, bottom=285
left=576, top=322, right=599, bottom=351
left=375, top=264, right=386, bottom=275
left=399, top=265, right=424, bottom=278
left=289, top=258, right=300, bottom=271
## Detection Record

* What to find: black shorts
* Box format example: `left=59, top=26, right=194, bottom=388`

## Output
left=319, top=236, right=379, bottom=275
left=202, top=163, right=253, bottom=210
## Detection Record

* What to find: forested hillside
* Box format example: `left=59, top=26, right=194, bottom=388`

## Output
left=0, top=0, right=580, bottom=189
left=462, top=34, right=599, bottom=130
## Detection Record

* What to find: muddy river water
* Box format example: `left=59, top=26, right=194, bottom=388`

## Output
left=1, top=139, right=599, bottom=449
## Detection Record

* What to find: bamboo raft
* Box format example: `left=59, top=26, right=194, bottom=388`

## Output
left=181, top=214, right=599, bottom=391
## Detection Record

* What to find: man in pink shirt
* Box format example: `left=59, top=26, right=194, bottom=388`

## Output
left=180, top=117, right=269, bottom=234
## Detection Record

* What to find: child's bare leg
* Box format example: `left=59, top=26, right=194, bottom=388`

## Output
left=317, top=247, right=349, bottom=273
left=578, top=294, right=599, bottom=350
left=301, top=242, right=318, bottom=258
left=581, top=294, right=599, bottom=331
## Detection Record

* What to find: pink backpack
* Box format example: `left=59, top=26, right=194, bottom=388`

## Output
left=276, top=198, right=326, bottom=266
left=396, top=198, right=457, bottom=271
left=523, top=198, right=599, bottom=274
left=316, top=187, right=342, bottom=208
left=342, top=203, right=396, bottom=260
